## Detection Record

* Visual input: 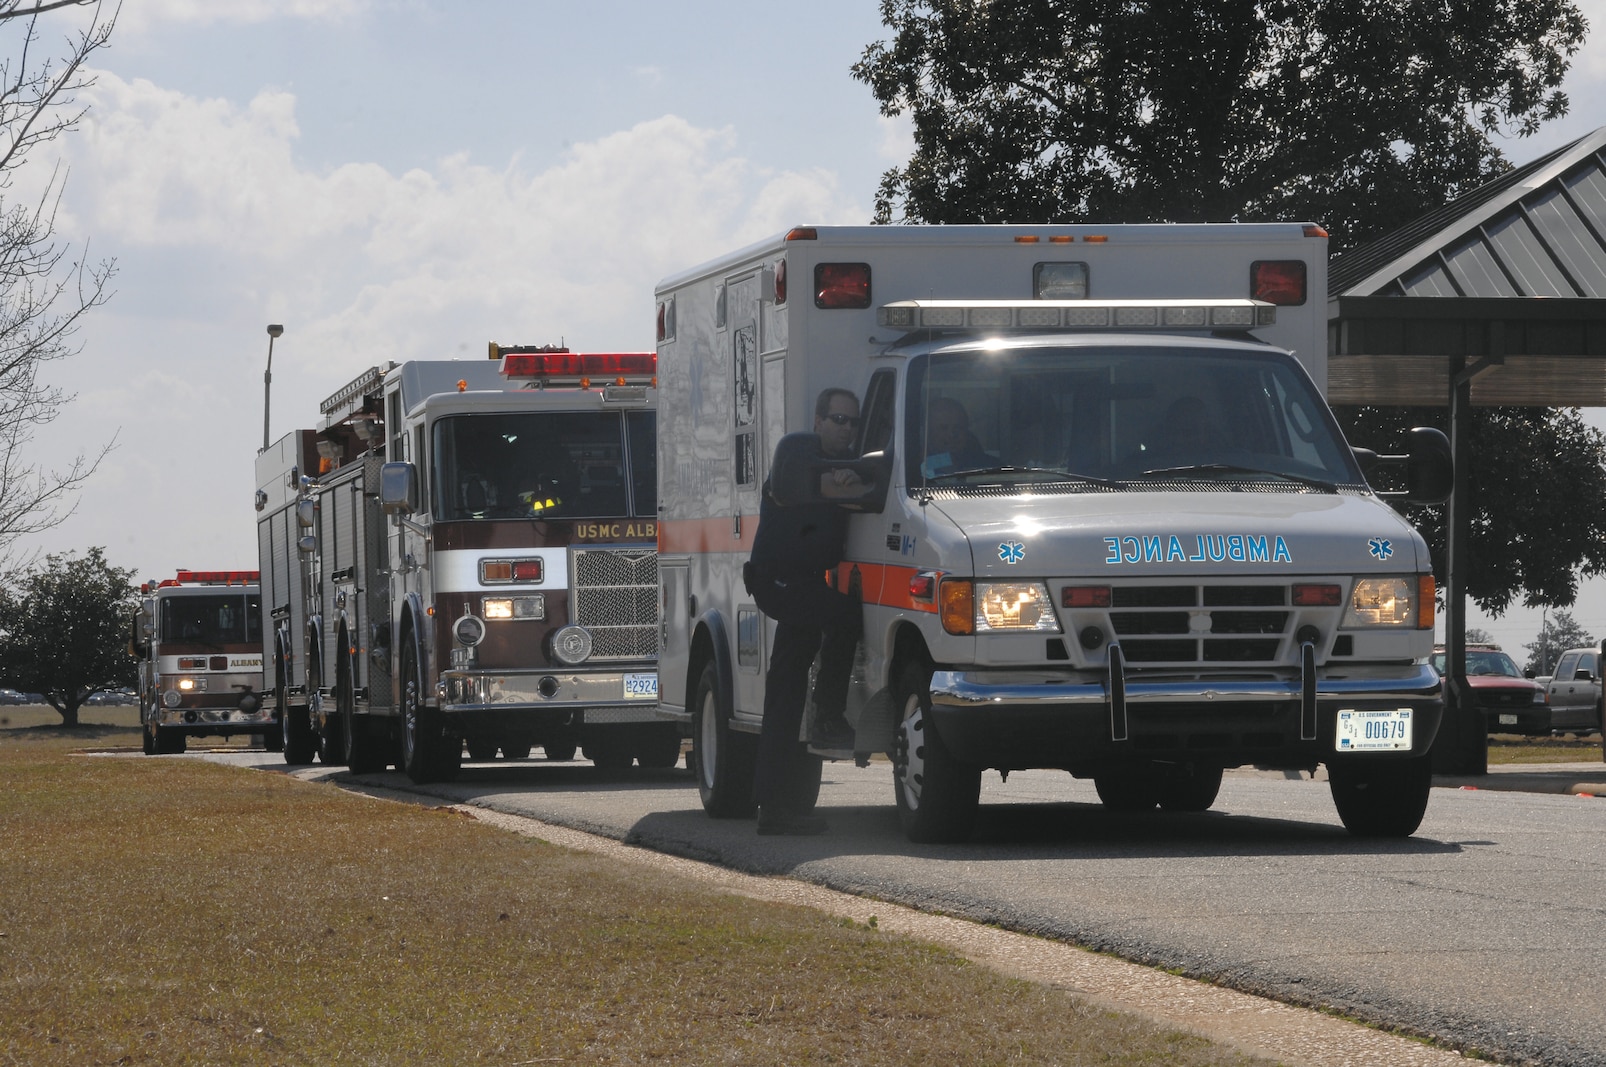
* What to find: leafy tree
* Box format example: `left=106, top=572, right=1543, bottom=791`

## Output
left=0, top=0, right=119, bottom=573
left=1339, top=406, right=1606, bottom=615
left=1465, top=628, right=1494, bottom=645
left=1523, top=610, right=1594, bottom=677
left=852, top=0, right=1585, bottom=250
left=0, top=545, right=137, bottom=725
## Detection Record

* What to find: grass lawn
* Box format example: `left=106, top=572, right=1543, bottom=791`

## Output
left=1486, top=733, right=1603, bottom=764
left=0, top=725, right=1271, bottom=1067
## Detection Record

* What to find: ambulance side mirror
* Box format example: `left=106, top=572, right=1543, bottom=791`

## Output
left=1404, top=427, right=1453, bottom=504
left=380, top=461, right=418, bottom=515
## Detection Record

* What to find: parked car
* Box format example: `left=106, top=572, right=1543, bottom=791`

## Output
left=1432, top=644, right=1550, bottom=735
left=1543, top=647, right=1603, bottom=735
left=0, top=687, right=26, bottom=706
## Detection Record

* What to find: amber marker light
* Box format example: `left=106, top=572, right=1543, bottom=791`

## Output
left=1417, top=575, right=1436, bottom=629
left=939, top=579, right=974, bottom=635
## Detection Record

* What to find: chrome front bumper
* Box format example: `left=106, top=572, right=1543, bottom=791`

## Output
left=440, top=668, right=660, bottom=722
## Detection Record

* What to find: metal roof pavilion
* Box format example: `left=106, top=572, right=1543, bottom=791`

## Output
left=1327, top=125, right=1606, bottom=407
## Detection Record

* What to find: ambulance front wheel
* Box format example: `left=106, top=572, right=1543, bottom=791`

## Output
left=1327, top=754, right=1432, bottom=837
left=893, top=661, right=980, bottom=844
left=692, top=659, right=756, bottom=818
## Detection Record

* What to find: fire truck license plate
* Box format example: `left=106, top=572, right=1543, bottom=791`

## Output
left=623, top=673, right=658, bottom=700
left=1334, top=709, right=1413, bottom=752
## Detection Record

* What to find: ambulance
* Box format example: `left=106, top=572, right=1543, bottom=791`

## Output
left=653, top=224, right=1452, bottom=842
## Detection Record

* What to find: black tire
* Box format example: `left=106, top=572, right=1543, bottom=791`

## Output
left=635, top=725, right=683, bottom=769
left=278, top=649, right=318, bottom=766
left=311, top=658, right=346, bottom=767
left=154, top=726, right=187, bottom=755
left=501, top=743, right=532, bottom=760
left=399, top=638, right=459, bottom=784
left=466, top=739, right=499, bottom=762
left=341, top=651, right=388, bottom=774
left=1094, top=766, right=1159, bottom=811
left=261, top=721, right=284, bottom=753
left=1328, top=755, right=1433, bottom=837
left=892, top=661, right=980, bottom=843
left=1155, top=763, right=1224, bottom=812
left=691, top=659, right=757, bottom=817
left=141, top=706, right=157, bottom=755
left=585, top=733, right=634, bottom=770
left=543, top=740, right=578, bottom=762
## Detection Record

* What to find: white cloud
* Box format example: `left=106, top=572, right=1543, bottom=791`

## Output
left=15, top=70, right=866, bottom=577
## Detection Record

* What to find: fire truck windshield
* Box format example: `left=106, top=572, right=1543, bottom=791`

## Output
left=434, top=409, right=656, bottom=521
left=160, top=593, right=262, bottom=646
left=905, top=345, right=1364, bottom=490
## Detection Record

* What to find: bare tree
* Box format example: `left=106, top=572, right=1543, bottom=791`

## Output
left=0, top=0, right=119, bottom=573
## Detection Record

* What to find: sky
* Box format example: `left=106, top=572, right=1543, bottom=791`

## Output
left=11, top=0, right=1606, bottom=659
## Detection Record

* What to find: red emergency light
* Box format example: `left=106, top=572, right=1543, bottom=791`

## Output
left=500, top=351, right=657, bottom=381
left=173, top=569, right=260, bottom=586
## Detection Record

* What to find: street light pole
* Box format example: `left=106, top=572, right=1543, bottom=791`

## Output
left=263, top=324, right=284, bottom=452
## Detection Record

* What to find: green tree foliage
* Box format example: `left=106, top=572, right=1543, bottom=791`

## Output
left=0, top=546, right=136, bottom=726
left=1339, top=406, right=1606, bottom=614
left=852, top=0, right=1585, bottom=252
left=1523, top=609, right=1595, bottom=676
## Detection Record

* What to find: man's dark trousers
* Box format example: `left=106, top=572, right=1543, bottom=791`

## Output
left=751, top=572, right=860, bottom=813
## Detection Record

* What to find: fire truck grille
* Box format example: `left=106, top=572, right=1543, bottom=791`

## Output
left=1109, top=583, right=1291, bottom=665
left=572, top=547, right=659, bottom=661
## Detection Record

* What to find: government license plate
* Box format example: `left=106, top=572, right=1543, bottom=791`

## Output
left=623, top=673, right=658, bottom=700
left=1334, top=708, right=1413, bottom=752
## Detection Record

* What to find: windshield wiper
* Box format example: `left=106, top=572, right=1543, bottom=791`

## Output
left=1137, top=463, right=1338, bottom=493
left=933, top=465, right=1126, bottom=489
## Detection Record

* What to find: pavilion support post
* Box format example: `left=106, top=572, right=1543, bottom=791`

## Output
left=1433, top=339, right=1494, bottom=775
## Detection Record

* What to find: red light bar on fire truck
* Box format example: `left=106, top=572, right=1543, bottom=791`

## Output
left=876, top=299, right=1276, bottom=333
left=494, top=345, right=657, bottom=390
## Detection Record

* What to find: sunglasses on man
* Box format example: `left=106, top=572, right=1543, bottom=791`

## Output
left=822, top=413, right=860, bottom=427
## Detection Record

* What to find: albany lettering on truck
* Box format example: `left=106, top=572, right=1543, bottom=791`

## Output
left=654, top=224, right=1453, bottom=843
left=131, top=570, right=269, bottom=755
left=254, top=346, right=672, bottom=784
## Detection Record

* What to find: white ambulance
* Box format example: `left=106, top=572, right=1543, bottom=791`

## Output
left=654, top=224, right=1451, bottom=843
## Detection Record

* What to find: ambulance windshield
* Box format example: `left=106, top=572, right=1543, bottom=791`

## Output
left=906, top=345, right=1363, bottom=490
left=434, top=409, right=657, bottom=521
left=160, top=593, right=262, bottom=647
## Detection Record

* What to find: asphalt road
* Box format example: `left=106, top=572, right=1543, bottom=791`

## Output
left=201, top=750, right=1606, bottom=1067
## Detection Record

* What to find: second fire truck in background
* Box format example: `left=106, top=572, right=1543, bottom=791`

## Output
left=255, top=347, right=669, bottom=782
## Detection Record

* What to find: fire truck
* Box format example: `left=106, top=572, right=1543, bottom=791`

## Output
left=255, top=347, right=668, bottom=783
left=131, top=570, right=269, bottom=755
left=654, top=224, right=1453, bottom=842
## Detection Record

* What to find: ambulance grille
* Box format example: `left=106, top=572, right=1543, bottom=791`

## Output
left=1110, top=583, right=1290, bottom=665
left=571, top=547, right=659, bottom=661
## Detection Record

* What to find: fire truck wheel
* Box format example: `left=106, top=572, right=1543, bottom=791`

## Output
left=1327, top=754, right=1432, bottom=837
left=154, top=727, right=187, bottom=755
left=1154, top=763, right=1223, bottom=812
left=692, top=659, right=757, bottom=818
left=261, top=723, right=284, bottom=753
left=280, top=658, right=318, bottom=766
left=341, top=656, right=387, bottom=775
left=141, top=711, right=158, bottom=756
left=543, top=741, right=578, bottom=761
left=399, top=641, right=460, bottom=783
left=635, top=726, right=683, bottom=769
left=1094, top=766, right=1160, bottom=811
left=500, top=743, right=532, bottom=761
left=466, top=739, right=498, bottom=762
left=893, top=662, right=980, bottom=843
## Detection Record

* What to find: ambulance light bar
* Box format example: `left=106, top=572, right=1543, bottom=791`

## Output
left=498, top=349, right=657, bottom=387
left=877, top=299, right=1275, bottom=333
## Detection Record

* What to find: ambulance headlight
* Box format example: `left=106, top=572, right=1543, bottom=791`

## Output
left=974, top=582, right=1061, bottom=633
left=1343, top=577, right=1416, bottom=627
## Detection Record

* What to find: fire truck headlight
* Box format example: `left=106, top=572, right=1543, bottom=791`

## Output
left=162, top=690, right=182, bottom=708
left=1342, top=577, right=1416, bottom=627
left=454, top=614, right=486, bottom=647
left=974, top=582, right=1061, bottom=633
left=551, top=625, right=593, bottom=665
left=177, top=677, right=196, bottom=691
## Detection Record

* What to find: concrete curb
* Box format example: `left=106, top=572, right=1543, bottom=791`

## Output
left=1434, top=761, right=1606, bottom=797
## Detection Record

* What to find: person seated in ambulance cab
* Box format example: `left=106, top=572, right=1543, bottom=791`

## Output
left=921, top=396, right=995, bottom=477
